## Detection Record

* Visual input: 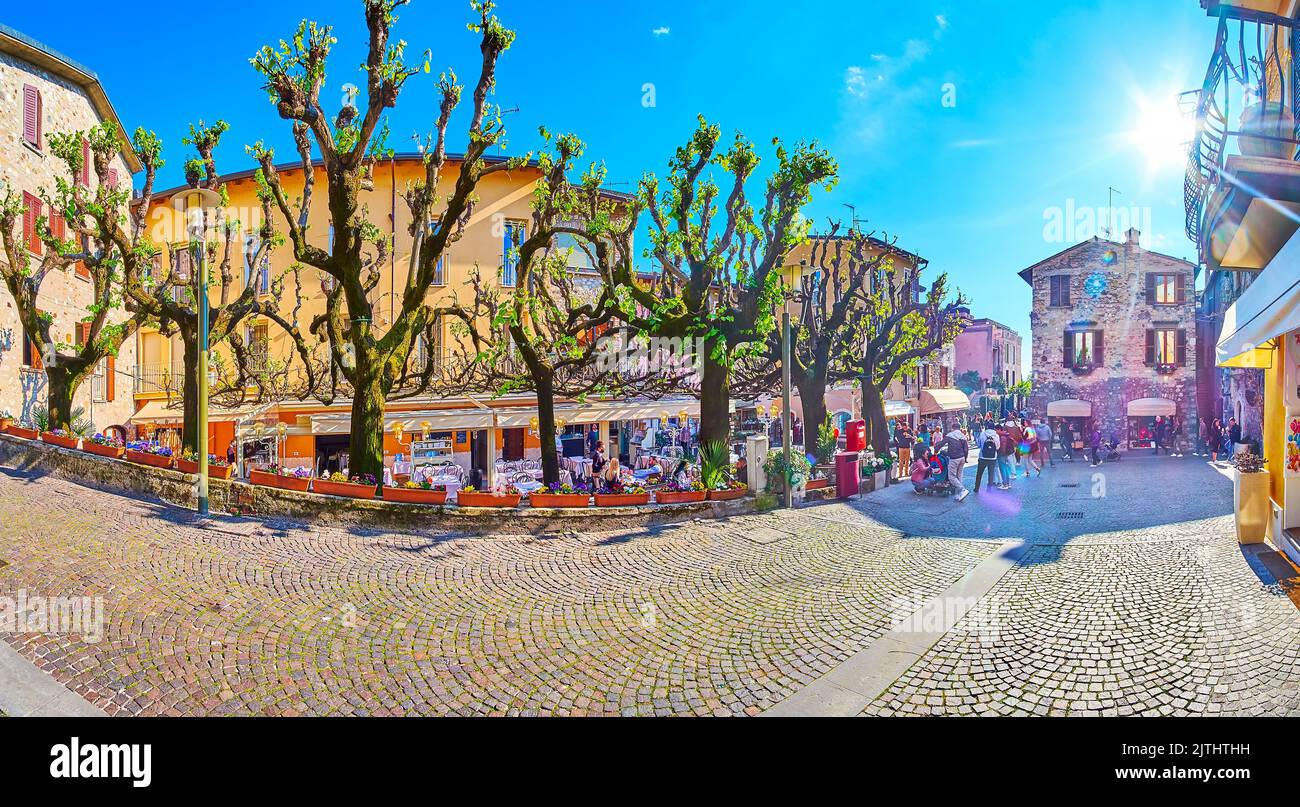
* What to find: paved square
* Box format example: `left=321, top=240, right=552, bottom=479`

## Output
left=0, top=454, right=1296, bottom=716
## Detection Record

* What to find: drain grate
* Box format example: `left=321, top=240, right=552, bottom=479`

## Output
left=1056, top=511, right=1085, bottom=520
left=1059, top=483, right=1080, bottom=489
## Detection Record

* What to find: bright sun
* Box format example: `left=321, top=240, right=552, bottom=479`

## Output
left=1128, top=96, right=1195, bottom=172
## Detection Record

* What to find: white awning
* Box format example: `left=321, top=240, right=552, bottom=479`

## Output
left=918, top=388, right=971, bottom=415
left=1127, top=398, right=1176, bottom=417
left=311, top=409, right=494, bottom=435
left=884, top=400, right=915, bottom=418
left=1217, top=227, right=1300, bottom=368
left=310, top=398, right=706, bottom=434
left=1046, top=399, right=1092, bottom=418
left=130, top=400, right=255, bottom=425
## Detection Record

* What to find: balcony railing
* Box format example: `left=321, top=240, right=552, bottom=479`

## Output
left=1184, top=9, right=1300, bottom=257
left=134, top=361, right=186, bottom=395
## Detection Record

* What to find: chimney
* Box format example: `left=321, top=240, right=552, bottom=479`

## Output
left=1125, top=227, right=1140, bottom=246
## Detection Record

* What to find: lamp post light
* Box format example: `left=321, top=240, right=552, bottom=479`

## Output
left=181, top=187, right=222, bottom=517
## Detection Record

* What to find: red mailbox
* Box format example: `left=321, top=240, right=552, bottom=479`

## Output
left=845, top=419, right=867, bottom=453
left=835, top=451, right=860, bottom=499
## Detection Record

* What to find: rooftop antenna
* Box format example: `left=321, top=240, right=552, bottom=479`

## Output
left=1106, top=186, right=1122, bottom=241
left=842, top=203, right=867, bottom=234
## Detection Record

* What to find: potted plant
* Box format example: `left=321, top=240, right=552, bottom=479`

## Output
left=250, top=465, right=313, bottom=492
left=805, top=474, right=831, bottom=491
left=40, top=428, right=80, bottom=449
left=3, top=420, right=39, bottom=440
left=861, top=452, right=893, bottom=491
left=383, top=479, right=450, bottom=505
left=456, top=484, right=522, bottom=508
left=762, top=449, right=811, bottom=495
left=313, top=472, right=379, bottom=499
left=0, top=410, right=11, bottom=431
left=595, top=483, right=650, bottom=507
left=176, top=450, right=234, bottom=480
left=125, top=441, right=175, bottom=469
left=530, top=480, right=593, bottom=508
left=81, top=433, right=125, bottom=459
left=1233, top=452, right=1270, bottom=544
left=656, top=478, right=708, bottom=504
left=708, top=479, right=749, bottom=501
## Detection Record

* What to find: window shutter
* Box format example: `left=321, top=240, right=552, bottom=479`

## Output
left=80, top=139, right=91, bottom=187
left=22, top=192, right=42, bottom=255
left=22, top=84, right=40, bottom=146
left=1062, top=277, right=1071, bottom=307
left=1144, top=330, right=1155, bottom=365
left=1063, top=331, right=1074, bottom=367
left=26, top=333, right=43, bottom=370
left=105, top=355, right=116, bottom=401
left=1175, top=273, right=1187, bottom=305
left=1177, top=329, right=1188, bottom=365
left=1094, top=330, right=1104, bottom=366
left=106, top=169, right=119, bottom=189
left=75, top=322, right=90, bottom=347
left=1145, top=273, right=1156, bottom=303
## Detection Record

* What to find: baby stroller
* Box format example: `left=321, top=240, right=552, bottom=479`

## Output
left=1103, top=436, right=1123, bottom=462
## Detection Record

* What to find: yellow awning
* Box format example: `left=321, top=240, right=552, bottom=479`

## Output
left=129, top=400, right=254, bottom=425
left=1217, top=228, right=1300, bottom=368
left=1047, top=399, right=1092, bottom=418
left=918, top=388, right=971, bottom=415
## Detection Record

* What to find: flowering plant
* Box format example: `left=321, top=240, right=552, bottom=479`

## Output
left=47, top=427, right=73, bottom=438
left=269, top=465, right=311, bottom=478
left=351, top=473, right=378, bottom=487
left=89, top=433, right=123, bottom=447
left=605, top=483, right=646, bottom=495
left=663, top=478, right=706, bottom=493
left=179, top=449, right=229, bottom=467
left=403, top=479, right=433, bottom=490
left=547, top=480, right=591, bottom=495
left=126, top=441, right=173, bottom=457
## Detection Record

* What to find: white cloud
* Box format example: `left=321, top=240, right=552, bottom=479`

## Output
left=936, top=14, right=949, bottom=30
left=838, top=16, right=948, bottom=146
left=652, top=26, right=670, bottom=37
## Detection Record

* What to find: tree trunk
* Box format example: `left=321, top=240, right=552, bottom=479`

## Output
left=536, top=372, right=561, bottom=487
left=861, top=380, right=890, bottom=455
left=44, top=365, right=81, bottom=431
left=348, top=358, right=386, bottom=483
left=796, top=372, right=830, bottom=463
left=698, top=336, right=731, bottom=450
left=180, top=335, right=200, bottom=454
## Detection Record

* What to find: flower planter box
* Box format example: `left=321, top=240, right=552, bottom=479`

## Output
left=313, top=479, right=378, bottom=500
left=655, top=490, right=707, bottom=504
left=125, top=449, right=174, bottom=469
left=249, top=468, right=311, bottom=492
left=80, top=442, right=124, bottom=459
left=456, top=491, right=522, bottom=508
left=175, top=458, right=233, bottom=479
left=805, top=478, right=830, bottom=491
left=0, top=418, right=10, bottom=432
left=40, top=433, right=80, bottom=450
left=594, top=492, right=650, bottom=507
left=3, top=425, right=39, bottom=440
left=874, top=470, right=889, bottom=490
left=530, top=493, right=591, bottom=508
left=707, top=487, right=748, bottom=501
left=382, top=486, right=449, bottom=505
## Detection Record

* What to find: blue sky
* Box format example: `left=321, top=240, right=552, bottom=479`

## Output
left=7, top=0, right=1219, bottom=373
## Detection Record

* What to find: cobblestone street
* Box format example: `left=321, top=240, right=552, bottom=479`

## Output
left=0, top=454, right=1296, bottom=716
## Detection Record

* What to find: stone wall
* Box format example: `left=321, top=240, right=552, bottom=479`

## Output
left=0, top=433, right=760, bottom=536
left=1025, top=233, right=1198, bottom=443
left=0, top=49, right=137, bottom=430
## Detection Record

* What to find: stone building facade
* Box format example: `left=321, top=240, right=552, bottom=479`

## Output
left=1019, top=229, right=1198, bottom=447
left=0, top=25, right=138, bottom=429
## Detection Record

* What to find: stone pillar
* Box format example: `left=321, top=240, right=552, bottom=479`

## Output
left=485, top=426, right=497, bottom=489
left=746, top=434, right=769, bottom=493
left=598, top=420, right=611, bottom=454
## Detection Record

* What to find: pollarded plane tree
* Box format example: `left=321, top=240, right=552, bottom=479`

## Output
left=848, top=257, right=968, bottom=451
left=606, top=116, right=838, bottom=451
left=732, top=225, right=907, bottom=463
left=0, top=122, right=160, bottom=430
left=119, top=120, right=321, bottom=454
left=450, top=133, right=693, bottom=486
left=250, top=0, right=527, bottom=481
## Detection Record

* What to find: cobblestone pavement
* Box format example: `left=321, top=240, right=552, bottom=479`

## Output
left=0, top=466, right=991, bottom=716
left=859, top=455, right=1300, bottom=716
left=0, top=453, right=1296, bottom=717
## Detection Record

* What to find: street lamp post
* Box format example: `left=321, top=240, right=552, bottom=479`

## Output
left=182, top=188, right=222, bottom=517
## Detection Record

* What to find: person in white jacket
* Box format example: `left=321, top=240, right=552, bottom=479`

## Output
left=944, top=428, right=971, bottom=502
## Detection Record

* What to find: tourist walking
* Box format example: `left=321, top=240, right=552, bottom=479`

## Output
left=1089, top=421, right=1103, bottom=467
left=995, top=422, right=1014, bottom=489
left=944, top=427, right=970, bottom=502
left=974, top=427, right=1000, bottom=493
left=1152, top=415, right=1168, bottom=456
left=1034, top=418, right=1055, bottom=468
left=1170, top=417, right=1186, bottom=457
left=1228, top=418, right=1243, bottom=461
left=894, top=421, right=913, bottom=482
left=1207, top=418, right=1223, bottom=463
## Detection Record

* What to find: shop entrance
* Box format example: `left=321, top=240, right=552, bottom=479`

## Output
left=316, top=435, right=350, bottom=476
